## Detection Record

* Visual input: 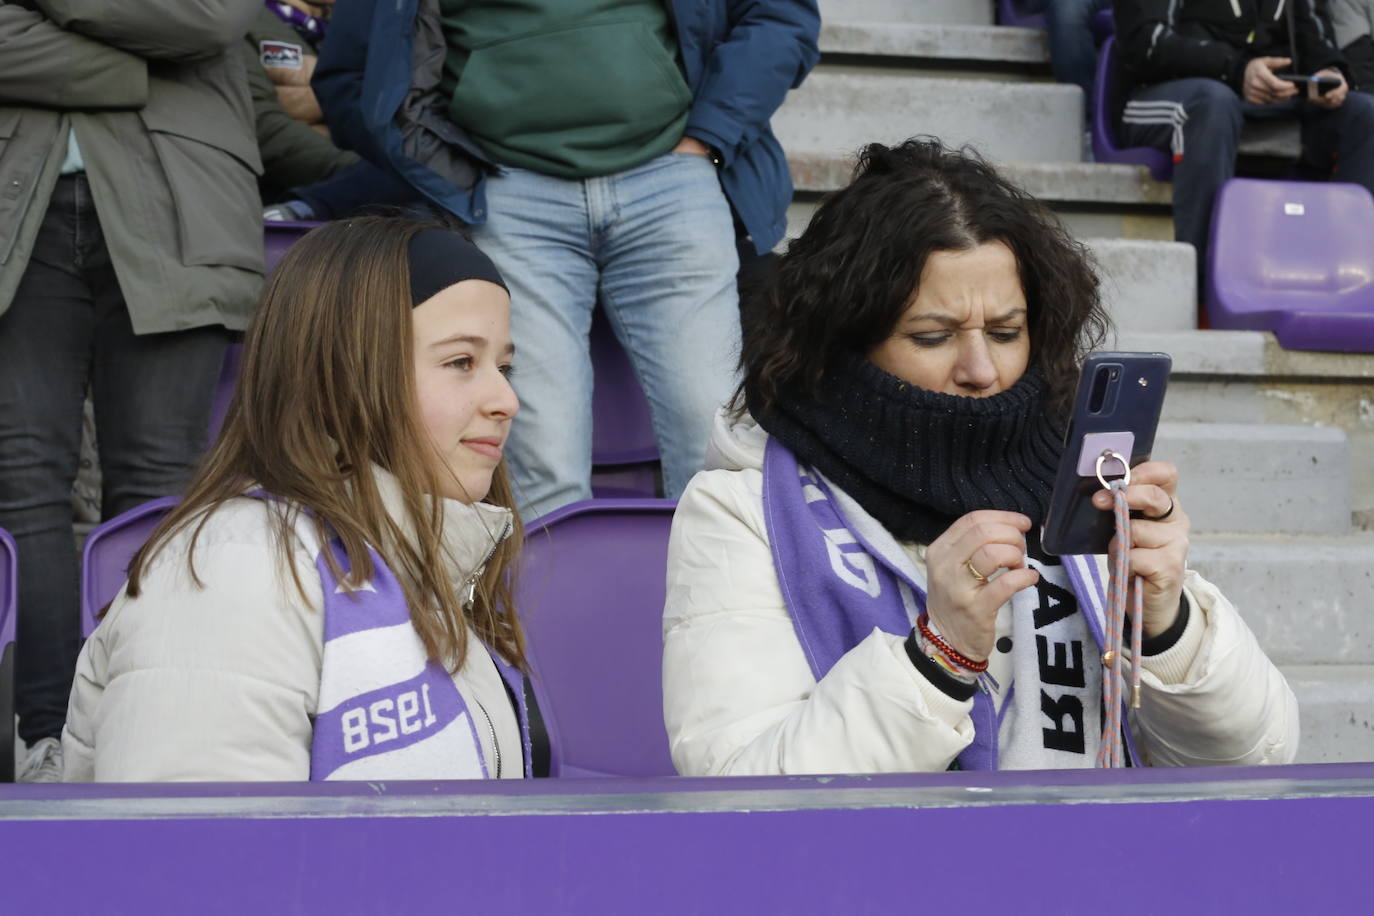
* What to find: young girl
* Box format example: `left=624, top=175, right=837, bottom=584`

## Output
left=63, top=217, right=529, bottom=781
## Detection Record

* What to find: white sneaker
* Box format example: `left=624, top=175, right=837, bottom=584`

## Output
left=18, top=737, right=63, bottom=783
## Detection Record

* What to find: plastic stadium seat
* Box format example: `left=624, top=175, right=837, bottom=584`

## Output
left=264, top=220, right=321, bottom=274
left=590, top=309, right=661, bottom=498
left=80, top=497, right=178, bottom=637
left=1092, top=35, right=1175, bottom=179
left=0, top=528, right=17, bottom=781
left=517, top=499, right=678, bottom=777
left=997, top=0, right=1045, bottom=29
left=1206, top=178, right=1374, bottom=351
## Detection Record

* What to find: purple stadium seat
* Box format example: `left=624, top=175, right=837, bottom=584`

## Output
left=264, top=220, right=321, bottom=274
left=0, top=528, right=17, bottom=780
left=997, top=0, right=1045, bottom=29
left=80, top=497, right=178, bottom=637
left=1206, top=178, right=1374, bottom=351
left=209, top=222, right=322, bottom=443
left=590, top=309, right=661, bottom=498
left=517, top=499, right=678, bottom=777
left=1090, top=7, right=1114, bottom=44
left=1092, top=36, right=1175, bottom=179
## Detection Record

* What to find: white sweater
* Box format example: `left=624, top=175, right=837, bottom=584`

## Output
left=662, top=410, right=1300, bottom=776
left=63, top=472, right=523, bottom=782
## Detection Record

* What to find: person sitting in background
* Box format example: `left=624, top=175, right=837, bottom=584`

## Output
left=0, top=0, right=261, bottom=782
left=314, top=1, right=821, bottom=522
left=662, top=139, right=1299, bottom=775
left=1113, top=0, right=1374, bottom=285
left=63, top=218, right=532, bottom=782
left=1324, top=0, right=1374, bottom=90
left=1023, top=0, right=1113, bottom=127
left=248, top=0, right=421, bottom=221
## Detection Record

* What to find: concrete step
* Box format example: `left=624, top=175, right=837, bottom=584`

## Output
left=1190, top=534, right=1374, bottom=666
left=1088, top=239, right=1195, bottom=333
left=1117, top=330, right=1374, bottom=527
left=819, top=22, right=1049, bottom=78
left=773, top=70, right=1082, bottom=164
left=823, top=0, right=994, bottom=26
left=790, top=153, right=1176, bottom=240
left=1282, top=665, right=1374, bottom=763
left=1154, top=422, right=1351, bottom=535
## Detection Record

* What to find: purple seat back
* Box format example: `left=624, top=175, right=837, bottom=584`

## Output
left=1090, top=7, right=1114, bottom=44
left=263, top=220, right=322, bottom=274
left=0, top=528, right=14, bottom=781
left=1092, top=36, right=1175, bottom=179
left=517, top=499, right=677, bottom=777
left=996, top=0, right=1045, bottom=29
left=80, top=497, right=178, bottom=637
left=590, top=309, right=660, bottom=498
left=1207, top=178, right=1374, bottom=351
left=209, top=222, right=322, bottom=443
left=0, top=528, right=15, bottom=652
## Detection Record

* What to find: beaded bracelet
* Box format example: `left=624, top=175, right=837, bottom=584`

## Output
left=917, top=613, right=990, bottom=674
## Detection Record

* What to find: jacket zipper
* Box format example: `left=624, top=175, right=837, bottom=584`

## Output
left=461, top=517, right=513, bottom=609
left=474, top=696, right=501, bottom=778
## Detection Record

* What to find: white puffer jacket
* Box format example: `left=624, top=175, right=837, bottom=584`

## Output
left=662, top=410, right=1300, bottom=776
left=62, top=470, right=523, bottom=782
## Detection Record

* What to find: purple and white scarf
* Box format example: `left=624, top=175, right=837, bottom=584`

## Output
left=762, top=438, right=1137, bottom=770
left=265, top=1, right=326, bottom=44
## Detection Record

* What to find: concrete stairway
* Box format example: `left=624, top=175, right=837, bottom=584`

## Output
left=781, top=0, right=1374, bottom=762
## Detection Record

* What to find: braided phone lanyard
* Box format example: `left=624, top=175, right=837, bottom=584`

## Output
left=1095, top=451, right=1143, bottom=769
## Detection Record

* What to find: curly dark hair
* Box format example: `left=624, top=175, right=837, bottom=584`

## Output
left=738, top=137, right=1110, bottom=418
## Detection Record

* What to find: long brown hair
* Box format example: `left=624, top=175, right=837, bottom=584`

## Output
left=125, top=216, right=526, bottom=672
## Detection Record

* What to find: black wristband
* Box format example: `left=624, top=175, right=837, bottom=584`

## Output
left=1141, top=592, right=1191, bottom=656
left=904, top=630, right=978, bottom=701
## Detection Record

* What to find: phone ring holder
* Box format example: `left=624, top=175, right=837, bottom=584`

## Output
left=1095, top=449, right=1131, bottom=491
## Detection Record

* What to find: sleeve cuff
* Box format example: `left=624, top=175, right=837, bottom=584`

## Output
left=904, top=629, right=978, bottom=702
left=1140, top=591, right=1205, bottom=685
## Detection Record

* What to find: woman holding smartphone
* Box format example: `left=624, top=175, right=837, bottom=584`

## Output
left=63, top=217, right=530, bottom=781
left=662, top=139, right=1298, bottom=774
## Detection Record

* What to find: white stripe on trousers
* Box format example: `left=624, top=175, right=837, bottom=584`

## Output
left=1122, top=99, right=1188, bottom=157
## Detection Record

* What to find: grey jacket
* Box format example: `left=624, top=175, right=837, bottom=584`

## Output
left=0, top=0, right=263, bottom=334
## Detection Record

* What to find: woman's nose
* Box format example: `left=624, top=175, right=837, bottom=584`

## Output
left=486, top=372, right=520, bottom=419
left=952, top=337, right=999, bottom=393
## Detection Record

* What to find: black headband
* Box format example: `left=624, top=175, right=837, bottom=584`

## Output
left=407, top=229, right=507, bottom=307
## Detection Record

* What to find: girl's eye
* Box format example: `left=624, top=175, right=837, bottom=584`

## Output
left=499, top=364, right=515, bottom=378
left=444, top=356, right=474, bottom=371
left=908, top=333, right=950, bottom=348
left=989, top=329, right=1023, bottom=343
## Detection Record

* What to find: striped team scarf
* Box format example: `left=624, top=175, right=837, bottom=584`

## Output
left=761, top=437, right=1138, bottom=770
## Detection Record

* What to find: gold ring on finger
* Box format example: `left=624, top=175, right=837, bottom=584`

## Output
left=966, top=560, right=988, bottom=582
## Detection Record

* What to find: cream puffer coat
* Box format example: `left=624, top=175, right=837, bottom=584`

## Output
left=662, top=410, right=1301, bottom=776
left=62, top=470, right=523, bottom=782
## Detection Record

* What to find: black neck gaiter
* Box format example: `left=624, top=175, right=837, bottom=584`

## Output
left=752, top=357, right=1065, bottom=544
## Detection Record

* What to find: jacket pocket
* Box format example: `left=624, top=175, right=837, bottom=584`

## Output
left=449, top=20, right=691, bottom=161
left=0, top=109, right=39, bottom=267
left=148, top=127, right=263, bottom=272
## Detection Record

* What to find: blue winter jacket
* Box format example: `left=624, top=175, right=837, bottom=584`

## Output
left=313, top=0, right=819, bottom=254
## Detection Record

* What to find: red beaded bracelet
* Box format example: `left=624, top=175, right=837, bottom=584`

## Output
left=917, top=613, right=990, bottom=674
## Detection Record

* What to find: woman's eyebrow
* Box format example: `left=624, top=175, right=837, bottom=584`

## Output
left=903, top=307, right=1027, bottom=327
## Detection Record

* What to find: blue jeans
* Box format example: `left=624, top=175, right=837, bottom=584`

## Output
left=472, top=152, right=740, bottom=520
left=1026, top=0, right=1111, bottom=114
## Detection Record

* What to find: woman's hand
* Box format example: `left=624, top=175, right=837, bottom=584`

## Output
left=1091, top=460, right=1190, bottom=637
left=924, top=510, right=1041, bottom=661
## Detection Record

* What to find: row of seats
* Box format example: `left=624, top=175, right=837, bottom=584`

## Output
left=33, top=494, right=678, bottom=780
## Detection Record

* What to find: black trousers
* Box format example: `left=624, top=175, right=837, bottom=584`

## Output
left=0, top=175, right=228, bottom=743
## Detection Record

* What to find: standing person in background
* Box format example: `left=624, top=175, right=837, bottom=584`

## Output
left=314, top=1, right=821, bottom=521
left=247, top=0, right=423, bottom=221
left=1113, top=0, right=1374, bottom=286
left=0, top=0, right=262, bottom=781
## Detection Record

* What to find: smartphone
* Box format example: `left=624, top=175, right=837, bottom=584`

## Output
left=1277, top=73, right=1341, bottom=96
left=1041, top=352, right=1172, bottom=556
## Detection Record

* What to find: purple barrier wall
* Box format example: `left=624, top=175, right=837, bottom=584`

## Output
left=3, top=765, right=1371, bottom=913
